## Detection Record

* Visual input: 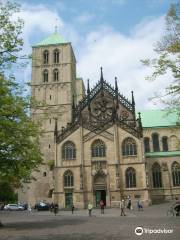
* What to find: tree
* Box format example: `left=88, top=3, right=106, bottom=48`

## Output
left=142, top=3, right=180, bottom=116
left=0, top=182, right=17, bottom=203
left=0, top=1, right=24, bottom=71
left=0, top=76, right=42, bottom=186
left=0, top=1, right=43, bottom=221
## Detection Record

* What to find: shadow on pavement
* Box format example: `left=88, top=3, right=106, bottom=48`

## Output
left=1, top=218, right=86, bottom=230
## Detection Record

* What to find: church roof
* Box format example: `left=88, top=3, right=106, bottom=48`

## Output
left=34, top=32, right=67, bottom=47
left=145, top=150, right=180, bottom=158
left=141, top=110, right=179, bottom=128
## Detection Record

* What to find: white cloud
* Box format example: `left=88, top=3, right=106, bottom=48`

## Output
left=77, top=16, right=171, bottom=109
left=14, top=3, right=170, bottom=110
left=75, top=13, right=94, bottom=24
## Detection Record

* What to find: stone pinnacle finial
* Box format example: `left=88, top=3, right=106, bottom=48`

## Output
left=100, top=67, right=104, bottom=84
left=131, top=91, right=135, bottom=105
left=87, top=79, right=90, bottom=94
left=115, top=77, right=118, bottom=91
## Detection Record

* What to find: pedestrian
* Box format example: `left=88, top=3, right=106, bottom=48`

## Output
left=28, top=203, right=32, bottom=213
left=100, top=200, right=105, bottom=214
left=137, top=199, right=143, bottom=211
left=127, top=197, right=131, bottom=210
left=88, top=202, right=93, bottom=217
left=120, top=199, right=126, bottom=216
left=50, top=202, right=54, bottom=212
left=71, top=204, right=75, bottom=214
left=54, top=203, right=59, bottom=215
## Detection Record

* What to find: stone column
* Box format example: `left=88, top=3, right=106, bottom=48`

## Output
left=162, top=162, right=172, bottom=200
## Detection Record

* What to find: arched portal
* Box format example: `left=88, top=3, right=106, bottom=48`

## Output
left=93, top=170, right=107, bottom=207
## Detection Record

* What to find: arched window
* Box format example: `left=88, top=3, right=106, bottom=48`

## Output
left=91, top=139, right=106, bottom=157
left=152, top=163, right=162, bottom=188
left=172, top=162, right=180, bottom=186
left=125, top=167, right=136, bottom=188
left=43, top=50, right=49, bottom=64
left=43, top=69, right=48, bottom=82
left=122, top=137, right=137, bottom=156
left=170, top=135, right=178, bottom=151
left=152, top=133, right=160, bottom=152
left=62, top=141, right=76, bottom=160
left=162, top=136, right=168, bottom=151
left=53, top=69, right=59, bottom=81
left=64, top=170, right=74, bottom=187
left=144, top=137, right=150, bottom=153
left=54, top=49, right=59, bottom=63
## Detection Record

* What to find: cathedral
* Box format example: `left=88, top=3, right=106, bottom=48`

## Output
left=19, top=32, right=180, bottom=208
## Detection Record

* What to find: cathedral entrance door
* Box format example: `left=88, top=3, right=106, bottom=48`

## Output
left=95, top=190, right=106, bottom=207
left=65, top=192, right=72, bottom=208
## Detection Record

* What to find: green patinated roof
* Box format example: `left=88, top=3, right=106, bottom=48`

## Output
left=145, top=151, right=180, bottom=158
left=140, top=110, right=179, bottom=128
left=34, top=33, right=67, bottom=47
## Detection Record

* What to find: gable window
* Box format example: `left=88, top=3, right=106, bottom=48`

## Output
left=172, top=162, right=180, bottom=187
left=43, top=50, right=49, bottom=64
left=152, top=163, right=162, bottom=188
left=144, top=137, right=150, bottom=153
left=53, top=69, right=59, bottom=81
left=43, top=69, right=48, bottom=82
left=62, top=141, right=76, bottom=160
left=91, top=139, right=106, bottom=157
left=122, top=137, right=137, bottom=156
left=152, top=133, right=160, bottom=152
left=125, top=167, right=136, bottom=188
left=54, top=49, right=59, bottom=63
left=162, top=136, right=168, bottom=151
left=64, top=170, right=74, bottom=187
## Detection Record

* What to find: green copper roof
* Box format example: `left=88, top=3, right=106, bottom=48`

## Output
left=145, top=151, right=180, bottom=158
left=34, top=33, right=67, bottom=47
left=140, top=110, right=179, bottom=128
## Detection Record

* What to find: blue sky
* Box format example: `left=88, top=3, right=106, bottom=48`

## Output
left=18, top=0, right=172, bottom=39
left=15, top=0, right=175, bottom=109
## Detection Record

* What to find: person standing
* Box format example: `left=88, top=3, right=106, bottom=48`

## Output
left=28, top=203, right=32, bottom=213
left=127, top=197, right=131, bottom=210
left=137, top=199, right=143, bottom=211
left=88, top=202, right=93, bottom=217
left=120, top=199, right=126, bottom=216
left=71, top=204, right=75, bottom=214
left=54, top=203, right=59, bottom=215
left=100, top=200, right=105, bottom=214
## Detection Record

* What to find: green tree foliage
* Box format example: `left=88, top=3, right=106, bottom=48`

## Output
left=0, top=1, right=43, bottom=188
left=0, top=182, right=17, bottom=203
left=0, top=1, right=24, bottom=70
left=0, top=76, right=42, bottom=187
left=142, top=4, right=180, bottom=114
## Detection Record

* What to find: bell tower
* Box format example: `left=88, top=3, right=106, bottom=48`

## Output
left=19, top=32, right=84, bottom=204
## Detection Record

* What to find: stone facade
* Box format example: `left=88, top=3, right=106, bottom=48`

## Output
left=18, top=35, right=180, bottom=208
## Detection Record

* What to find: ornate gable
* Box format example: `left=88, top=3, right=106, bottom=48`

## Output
left=56, top=68, right=143, bottom=143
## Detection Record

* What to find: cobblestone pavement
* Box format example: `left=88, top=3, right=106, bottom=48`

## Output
left=0, top=202, right=180, bottom=240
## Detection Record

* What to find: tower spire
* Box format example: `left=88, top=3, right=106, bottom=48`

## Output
left=131, top=91, right=135, bottom=106
left=115, top=77, right=119, bottom=110
left=115, top=77, right=118, bottom=92
left=87, top=79, right=91, bottom=111
left=100, top=67, right=104, bottom=84
left=131, top=91, right=136, bottom=122
left=87, top=79, right=90, bottom=95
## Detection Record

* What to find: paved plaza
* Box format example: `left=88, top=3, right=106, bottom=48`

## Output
left=0, top=202, right=179, bottom=240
